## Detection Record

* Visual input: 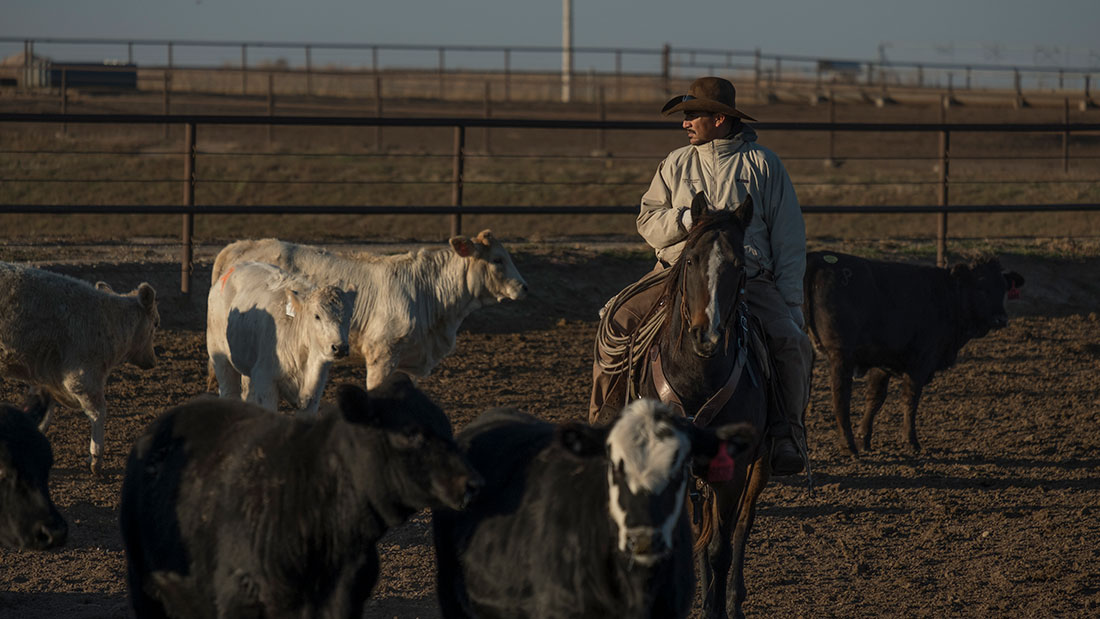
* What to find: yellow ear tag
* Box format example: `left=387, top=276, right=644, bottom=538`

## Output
left=824, top=255, right=838, bottom=264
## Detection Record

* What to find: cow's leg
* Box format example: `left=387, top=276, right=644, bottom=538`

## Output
left=65, top=374, right=108, bottom=474
left=827, top=356, right=859, bottom=457
left=36, top=391, right=57, bottom=434
left=726, top=459, right=769, bottom=619
left=859, top=368, right=890, bottom=452
left=901, top=376, right=926, bottom=452
left=296, top=361, right=331, bottom=416
left=212, top=354, right=243, bottom=400
left=244, top=376, right=279, bottom=412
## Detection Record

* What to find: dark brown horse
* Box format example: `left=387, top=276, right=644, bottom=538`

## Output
left=592, top=192, right=770, bottom=619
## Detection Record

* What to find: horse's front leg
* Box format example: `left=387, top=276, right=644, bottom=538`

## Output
left=698, top=476, right=743, bottom=619
left=726, top=459, right=770, bottom=618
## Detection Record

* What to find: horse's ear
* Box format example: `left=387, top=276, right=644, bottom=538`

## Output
left=734, top=194, right=754, bottom=228
left=690, top=191, right=709, bottom=226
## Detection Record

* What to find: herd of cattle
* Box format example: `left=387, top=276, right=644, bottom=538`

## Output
left=0, top=233, right=1023, bottom=618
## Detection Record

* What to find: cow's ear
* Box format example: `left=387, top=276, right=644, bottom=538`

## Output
left=284, top=289, right=302, bottom=318
left=336, top=383, right=376, bottom=425
left=450, top=236, right=476, bottom=257
left=21, top=387, right=52, bottom=428
left=95, top=281, right=115, bottom=294
left=715, top=423, right=756, bottom=458
left=475, top=229, right=495, bottom=246
left=136, top=282, right=157, bottom=310
left=1004, top=271, right=1025, bottom=288
left=557, top=422, right=607, bottom=458
left=690, top=191, right=708, bottom=226
left=734, top=194, right=754, bottom=229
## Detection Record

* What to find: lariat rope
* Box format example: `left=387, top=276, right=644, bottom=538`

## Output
left=593, top=268, right=671, bottom=401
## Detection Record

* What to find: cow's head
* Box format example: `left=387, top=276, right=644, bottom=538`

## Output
left=450, top=229, right=529, bottom=303
left=0, top=404, right=68, bottom=550
left=336, top=375, right=483, bottom=514
left=951, top=258, right=1025, bottom=337
left=562, top=399, right=754, bottom=565
left=286, top=285, right=353, bottom=361
left=98, top=281, right=159, bottom=370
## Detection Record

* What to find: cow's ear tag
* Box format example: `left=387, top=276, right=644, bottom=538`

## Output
left=1007, top=283, right=1020, bottom=300
left=706, top=441, right=734, bottom=482
left=824, top=255, right=838, bottom=264
left=285, top=301, right=296, bottom=318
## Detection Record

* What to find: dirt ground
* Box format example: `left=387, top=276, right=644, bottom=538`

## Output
left=0, top=241, right=1097, bottom=618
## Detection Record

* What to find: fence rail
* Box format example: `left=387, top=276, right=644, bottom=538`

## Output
left=4, top=36, right=1099, bottom=103
left=2, top=111, right=1100, bottom=293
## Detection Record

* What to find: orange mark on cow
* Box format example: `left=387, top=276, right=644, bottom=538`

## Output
left=220, top=266, right=236, bottom=291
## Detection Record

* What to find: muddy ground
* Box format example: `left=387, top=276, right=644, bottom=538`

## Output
left=0, top=242, right=1097, bottom=618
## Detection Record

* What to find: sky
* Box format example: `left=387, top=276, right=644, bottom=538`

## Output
left=3, top=0, right=1099, bottom=72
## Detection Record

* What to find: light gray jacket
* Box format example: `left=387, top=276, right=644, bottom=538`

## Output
left=637, top=124, right=806, bottom=306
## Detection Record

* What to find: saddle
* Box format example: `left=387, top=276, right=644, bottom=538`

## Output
left=593, top=272, right=775, bottom=428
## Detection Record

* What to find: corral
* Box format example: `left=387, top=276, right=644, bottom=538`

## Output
left=0, top=237, right=1097, bottom=618
left=0, top=87, right=1098, bottom=616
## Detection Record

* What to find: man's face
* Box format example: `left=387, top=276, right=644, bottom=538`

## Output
left=682, top=111, right=726, bottom=145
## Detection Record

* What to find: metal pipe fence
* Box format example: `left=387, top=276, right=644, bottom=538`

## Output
left=4, top=37, right=1098, bottom=105
left=2, top=111, right=1100, bottom=292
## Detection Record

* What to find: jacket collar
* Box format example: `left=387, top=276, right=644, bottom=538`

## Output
left=694, top=124, right=758, bottom=155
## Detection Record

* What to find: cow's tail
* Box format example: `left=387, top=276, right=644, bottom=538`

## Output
left=210, top=244, right=236, bottom=286
left=206, top=359, right=218, bottom=393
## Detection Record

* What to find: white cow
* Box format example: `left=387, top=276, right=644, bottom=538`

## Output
left=211, top=230, right=528, bottom=389
left=207, top=261, right=352, bottom=415
left=0, top=261, right=159, bottom=474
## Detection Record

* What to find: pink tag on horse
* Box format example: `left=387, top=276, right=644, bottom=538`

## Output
left=707, top=441, right=735, bottom=482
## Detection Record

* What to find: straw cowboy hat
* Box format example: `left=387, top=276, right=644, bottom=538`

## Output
left=660, top=76, right=756, bottom=121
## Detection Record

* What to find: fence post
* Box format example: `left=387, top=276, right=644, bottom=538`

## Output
left=596, top=86, right=606, bottom=153
left=305, top=45, right=312, bottom=96
left=241, top=44, right=248, bottom=95
left=937, top=107, right=949, bottom=268
left=438, top=47, right=446, bottom=100
left=483, top=81, right=492, bottom=154
left=754, top=48, right=762, bottom=86
left=267, top=73, right=275, bottom=146
left=181, top=123, right=196, bottom=296
left=451, top=126, right=465, bottom=238
left=163, top=71, right=171, bottom=140
left=661, top=44, right=670, bottom=95
left=1063, top=97, right=1070, bottom=174
left=504, top=48, right=511, bottom=102
left=60, top=68, right=68, bottom=136
left=374, top=74, right=383, bottom=150
left=825, top=91, right=836, bottom=167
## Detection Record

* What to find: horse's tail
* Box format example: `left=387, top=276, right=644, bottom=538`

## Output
left=692, top=486, right=721, bottom=555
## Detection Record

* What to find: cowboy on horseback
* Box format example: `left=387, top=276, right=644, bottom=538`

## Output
left=590, top=76, right=810, bottom=476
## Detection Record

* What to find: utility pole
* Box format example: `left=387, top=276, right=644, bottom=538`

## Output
left=562, top=0, right=573, bottom=103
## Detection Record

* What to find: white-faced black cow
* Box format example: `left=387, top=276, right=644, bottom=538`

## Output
left=119, top=373, right=482, bottom=619
left=0, top=389, right=68, bottom=550
left=803, top=251, right=1025, bottom=456
left=432, top=399, right=755, bottom=619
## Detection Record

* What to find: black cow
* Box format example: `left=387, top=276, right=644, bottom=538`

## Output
left=432, top=399, right=756, bottom=619
left=803, top=251, right=1025, bottom=456
left=119, top=373, right=482, bottom=619
left=0, top=388, right=68, bottom=550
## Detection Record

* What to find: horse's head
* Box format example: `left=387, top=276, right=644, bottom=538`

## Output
left=668, top=192, right=753, bottom=358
